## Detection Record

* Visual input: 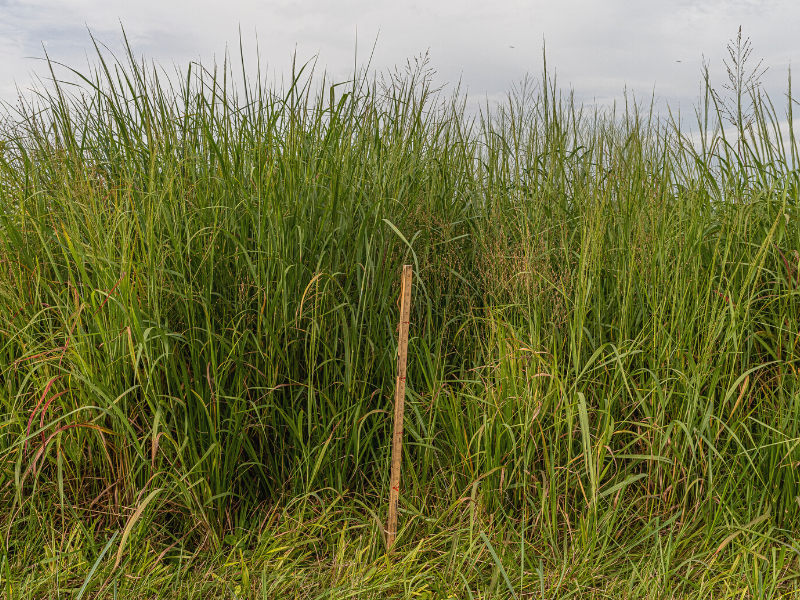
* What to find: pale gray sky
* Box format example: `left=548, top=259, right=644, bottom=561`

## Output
left=1, top=0, right=798, bottom=116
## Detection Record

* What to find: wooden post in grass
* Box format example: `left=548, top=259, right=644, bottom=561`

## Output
left=387, top=264, right=412, bottom=550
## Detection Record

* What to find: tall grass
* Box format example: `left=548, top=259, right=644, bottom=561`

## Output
left=0, top=38, right=799, bottom=597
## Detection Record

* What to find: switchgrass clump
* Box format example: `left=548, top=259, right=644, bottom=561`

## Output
left=0, top=35, right=799, bottom=598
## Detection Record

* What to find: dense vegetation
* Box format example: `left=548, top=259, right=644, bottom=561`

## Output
left=1, top=36, right=800, bottom=598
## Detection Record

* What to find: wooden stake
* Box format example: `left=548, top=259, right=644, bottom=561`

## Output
left=387, top=264, right=412, bottom=550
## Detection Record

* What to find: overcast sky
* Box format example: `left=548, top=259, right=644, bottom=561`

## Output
left=1, top=0, right=798, bottom=119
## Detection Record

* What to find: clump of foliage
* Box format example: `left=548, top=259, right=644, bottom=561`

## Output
left=0, top=32, right=799, bottom=598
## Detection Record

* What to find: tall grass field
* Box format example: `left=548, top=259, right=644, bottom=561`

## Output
left=1, top=35, right=800, bottom=598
